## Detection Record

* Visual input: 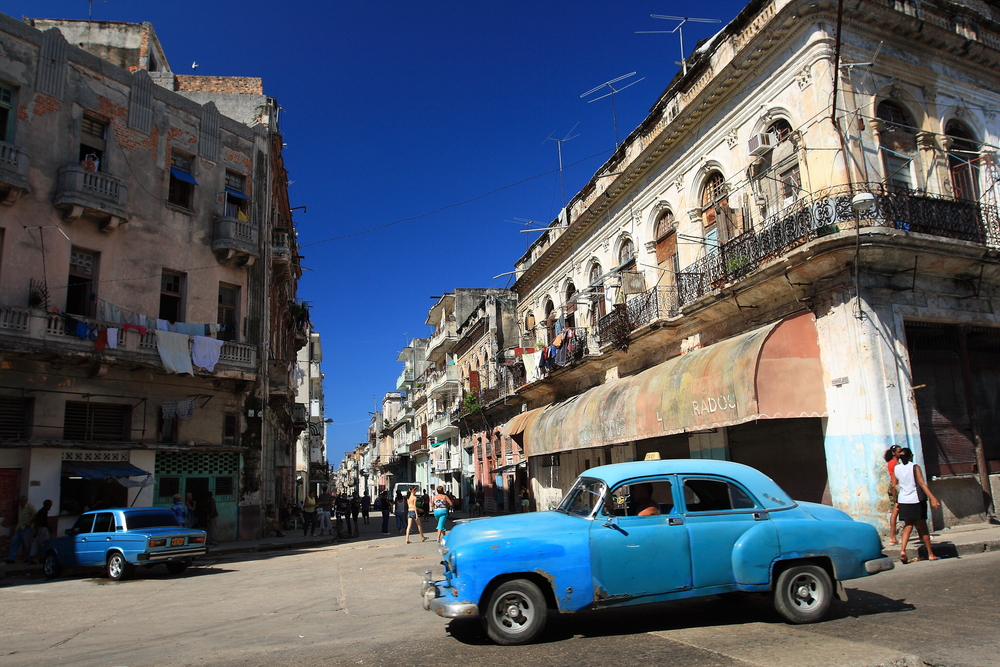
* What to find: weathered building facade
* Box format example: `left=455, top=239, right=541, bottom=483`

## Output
left=0, top=14, right=302, bottom=548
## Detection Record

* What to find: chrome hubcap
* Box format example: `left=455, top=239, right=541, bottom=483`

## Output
left=790, top=574, right=819, bottom=608
left=494, top=592, right=533, bottom=633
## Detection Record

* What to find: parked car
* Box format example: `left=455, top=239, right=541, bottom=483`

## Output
left=421, top=459, right=893, bottom=645
left=42, top=507, right=207, bottom=580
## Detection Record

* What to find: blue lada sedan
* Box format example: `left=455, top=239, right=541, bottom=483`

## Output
left=421, top=459, right=893, bottom=645
left=42, top=507, right=207, bottom=580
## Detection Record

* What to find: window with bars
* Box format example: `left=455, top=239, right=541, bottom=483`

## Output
left=877, top=101, right=917, bottom=191
left=63, top=401, right=131, bottom=441
left=215, top=476, right=235, bottom=498
left=0, top=397, right=32, bottom=440
left=168, top=152, right=196, bottom=208
left=218, top=284, right=239, bottom=342
left=66, top=247, right=97, bottom=317
left=157, top=477, right=180, bottom=502
left=224, top=171, right=249, bottom=220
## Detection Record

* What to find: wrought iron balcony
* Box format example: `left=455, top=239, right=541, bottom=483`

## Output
left=0, top=140, right=30, bottom=204
left=272, top=231, right=291, bottom=265
left=53, top=165, right=128, bottom=230
left=677, top=183, right=1000, bottom=307
left=213, top=216, right=260, bottom=266
left=594, top=287, right=677, bottom=351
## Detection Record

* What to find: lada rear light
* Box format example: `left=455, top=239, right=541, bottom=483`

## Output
left=189, top=535, right=206, bottom=544
left=149, top=538, right=167, bottom=548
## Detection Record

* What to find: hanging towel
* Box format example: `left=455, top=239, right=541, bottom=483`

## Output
left=162, top=400, right=178, bottom=419
left=122, top=323, right=147, bottom=336
left=106, top=328, right=119, bottom=349
left=176, top=322, right=204, bottom=336
left=522, top=351, right=540, bottom=383
left=191, top=336, right=225, bottom=372
left=138, top=314, right=149, bottom=329
left=155, top=331, right=193, bottom=375
left=208, top=323, right=220, bottom=334
left=94, top=329, right=109, bottom=351
left=156, top=319, right=170, bottom=331
left=75, top=321, right=89, bottom=340
left=176, top=397, right=196, bottom=419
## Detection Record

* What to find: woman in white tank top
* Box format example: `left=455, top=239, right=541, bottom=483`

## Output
left=895, top=448, right=940, bottom=564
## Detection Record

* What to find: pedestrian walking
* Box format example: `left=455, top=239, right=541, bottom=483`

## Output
left=404, top=491, right=427, bottom=544
left=361, top=492, right=371, bottom=525
left=520, top=487, right=531, bottom=512
left=206, top=492, right=219, bottom=546
left=431, top=486, right=452, bottom=542
left=379, top=491, right=391, bottom=535
left=884, top=446, right=902, bottom=545
left=170, top=494, right=188, bottom=527
left=317, top=487, right=334, bottom=535
left=185, top=492, right=198, bottom=528
left=895, top=448, right=941, bottom=563
left=302, top=491, right=318, bottom=537
left=337, top=492, right=352, bottom=536
left=394, top=492, right=406, bottom=534
left=350, top=495, right=361, bottom=537
left=25, top=499, right=52, bottom=564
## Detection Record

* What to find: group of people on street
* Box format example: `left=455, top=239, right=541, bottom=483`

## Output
left=5, top=496, right=52, bottom=565
left=884, top=445, right=940, bottom=563
left=298, top=489, right=372, bottom=538
left=170, top=492, right=219, bottom=545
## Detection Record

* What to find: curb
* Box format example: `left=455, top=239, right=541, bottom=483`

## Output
left=881, top=538, right=1000, bottom=560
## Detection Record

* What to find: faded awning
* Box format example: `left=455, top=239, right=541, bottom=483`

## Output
left=522, top=312, right=827, bottom=457
left=62, top=461, right=150, bottom=479
left=501, top=405, right=549, bottom=445
left=490, top=460, right=526, bottom=475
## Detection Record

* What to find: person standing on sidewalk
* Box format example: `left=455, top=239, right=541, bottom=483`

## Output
left=302, top=491, right=318, bottom=537
left=405, top=491, right=427, bottom=544
left=361, top=492, right=371, bottom=525
left=25, top=499, right=52, bottom=564
left=206, top=492, right=219, bottom=546
left=170, top=494, right=188, bottom=527
left=317, top=487, right=334, bottom=536
left=394, top=491, right=406, bottom=534
left=350, top=495, right=361, bottom=537
left=379, top=491, right=391, bottom=535
left=896, top=448, right=941, bottom=563
left=431, top=486, right=452, bottom=542
left=336, top=492, right=352, bottom=536
left=884, top=446, right=902, bottom=545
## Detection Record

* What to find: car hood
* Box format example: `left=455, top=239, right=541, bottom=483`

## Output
left=445, top=510, right=587, bottom=549
left=795, top=501, right=854, bottom=522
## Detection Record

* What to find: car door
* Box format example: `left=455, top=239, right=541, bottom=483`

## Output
left=76, top=512, right=117, bottom=565
left=589, top=476, right=692, bottom=603
left=66, top=514, right=96, bottom=566
left=680, top=476, right=778, bottom=589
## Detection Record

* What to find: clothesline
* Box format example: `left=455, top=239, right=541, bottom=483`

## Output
left=92, top=296, right=229, bottom=334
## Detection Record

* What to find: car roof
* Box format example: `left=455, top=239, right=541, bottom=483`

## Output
left=79, top=507, right=173, bottom=515
left=583, top=459, right=795, bottom=509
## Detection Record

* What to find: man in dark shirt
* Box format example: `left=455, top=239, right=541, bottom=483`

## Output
left=360, top=493, right=371, bottom=525
left=26, top=499, right=53, bottom=564
left=336, top=493, right=351, bottom=536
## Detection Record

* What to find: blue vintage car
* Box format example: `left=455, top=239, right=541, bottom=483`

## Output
left=421, top=459, right=894, bottom=645
left=42, top=507, right=207, bottom=580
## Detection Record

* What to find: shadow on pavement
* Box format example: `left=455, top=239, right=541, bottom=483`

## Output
left=446, top=590, right=916, bottom=646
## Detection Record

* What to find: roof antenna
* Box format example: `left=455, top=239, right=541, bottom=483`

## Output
left=581, top=73, right=644, bottom=148
left=544, top=122, right=580, bottom=207
left=637, top=15, right=721, bottom=77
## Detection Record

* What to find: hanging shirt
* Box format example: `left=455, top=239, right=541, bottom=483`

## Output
left=155, top=331, right=194, bottom=375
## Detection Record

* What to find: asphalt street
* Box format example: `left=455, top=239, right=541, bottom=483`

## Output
left=1, top=530, right=998, bottom=667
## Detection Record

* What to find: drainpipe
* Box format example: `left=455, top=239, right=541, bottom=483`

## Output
left=957, top=326, right=996, bottom=520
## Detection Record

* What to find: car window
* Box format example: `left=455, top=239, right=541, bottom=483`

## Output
left=123, top=510, right=185, bottom=529
left=72, top=514, right=95, bottom=534
left=682, top=478, right=757, bottom=512
left=556, top=477, right=606, bottom=517
left=92, top=512, right=116, bottom=532
left=604, top=480, right=674, bottom=516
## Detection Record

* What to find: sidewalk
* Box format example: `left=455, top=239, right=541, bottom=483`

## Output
left=880, top=520, right=1000, bottom=560
left=2, top=511, right=466, bottom=579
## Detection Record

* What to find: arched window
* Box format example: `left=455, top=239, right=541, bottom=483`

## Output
left=618, top=238, right=636, bottom=268
left=767, top=118, right=793, bottom=143
left=654, top=209, right=678, bottom=284
left=544, top=299, right=556, bottom=345
left=589, top=264, right=606, bottom=325
left=564, top=282, right=577, bottom=328
left=945, top=120, right=981, bottom=201
left=701, top=171, right=730, bottom=247
left=877, top=101, right=917, bottom=191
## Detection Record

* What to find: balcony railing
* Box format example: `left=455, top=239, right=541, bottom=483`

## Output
left=213, top=216, right=260, bottom=265
left=426, top=365, right=459, bottom=394
left=396, top=369, right=415, bottom=390
left=0, top=306, right=256, bottom=372
left=593, top=288, right=678, bottom=351
left=677, top=183, right=1000, bottom=307
left=428, top=320, right=457, bottom=355
left=0, top=140, right=31, bottom=204
left=54, top=165, right=128, bottom=228
left=428, top=411, right=456, bottom=436
left=272, top=231, right=291, bottom=265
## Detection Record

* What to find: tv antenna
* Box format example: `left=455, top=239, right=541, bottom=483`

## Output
left=637, top=15, right=721, bottom=77
left=581, top=73, right=644, bottom=148
left=544, top=122, right=580, bottom=207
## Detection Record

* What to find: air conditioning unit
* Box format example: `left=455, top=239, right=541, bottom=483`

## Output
left=747, top=133, right=775, bottom=157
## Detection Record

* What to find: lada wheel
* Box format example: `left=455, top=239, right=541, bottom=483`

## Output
left=773, top=564, right=832, bottom=624
left=106, top=552, right=134, bottom=581
left=166, top=561, right=189, bottom=575
left=483, top=578, right=547, bottom=645
left=43, top=551, right=62, bottom=579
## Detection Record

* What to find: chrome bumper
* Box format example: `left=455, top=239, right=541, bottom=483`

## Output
left=864, top=555, right=895, bottom=574
left=138, top=547, right=206, bottom=563
left=422, top=575, right=478, bottom=618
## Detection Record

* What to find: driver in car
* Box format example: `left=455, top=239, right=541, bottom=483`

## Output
left=629, top=483, right=661, bottom=516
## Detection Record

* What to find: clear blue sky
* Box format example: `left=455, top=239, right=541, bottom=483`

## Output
left=9, top=0, right=748, bottom=466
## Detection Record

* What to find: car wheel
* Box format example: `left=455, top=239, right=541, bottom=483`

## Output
left=165, top=561, right=189, bottom=575
left=43, top=551, right=63, bottom=579
left=106, top=552, right=133, bottom=581
left=482, top=578, right=547, bottom=645
left=773, top=564, right=832, bottom=624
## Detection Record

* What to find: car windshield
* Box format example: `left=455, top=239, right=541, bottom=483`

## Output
left=556, top=477, right=606, bottom=517
left=123, top=510, right=182, bottom=530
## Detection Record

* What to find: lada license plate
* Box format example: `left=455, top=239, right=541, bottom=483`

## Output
left=171, top=537, right=185, bottom=546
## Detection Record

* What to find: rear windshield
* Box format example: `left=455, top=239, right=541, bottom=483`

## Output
left=123, top=510, right=182, bottom=530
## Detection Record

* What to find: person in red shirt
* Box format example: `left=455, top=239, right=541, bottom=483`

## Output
left=884, top=446, right=902, bottom=545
